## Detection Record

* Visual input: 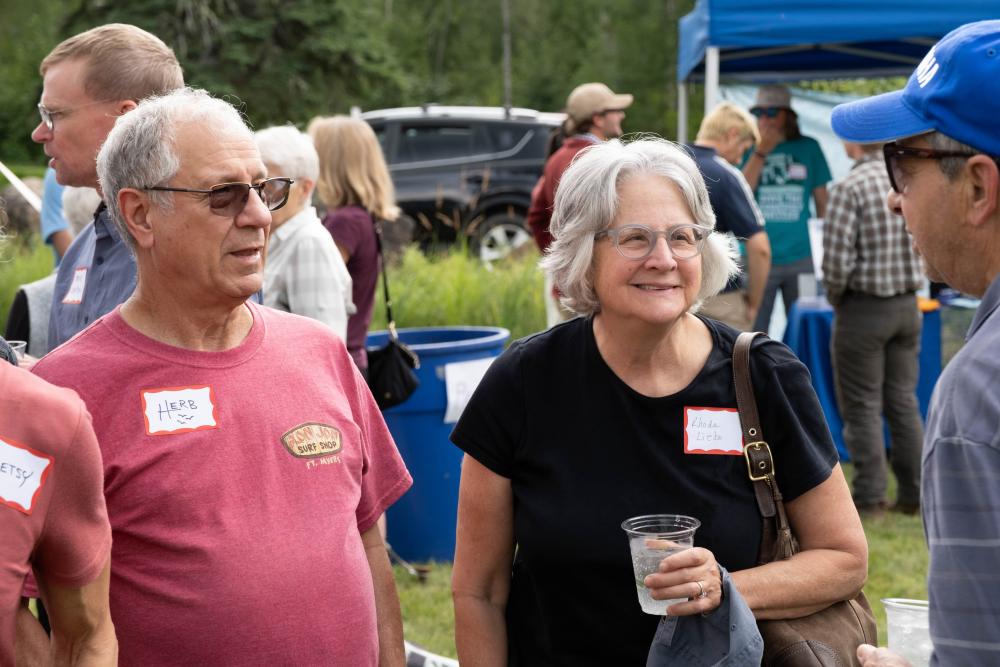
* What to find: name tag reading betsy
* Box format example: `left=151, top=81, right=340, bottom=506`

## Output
left=683, top=407, right=743, bottom=455
left=141, top=386, right=218, bottom=436
left=0, top=437, right=54, bottom=515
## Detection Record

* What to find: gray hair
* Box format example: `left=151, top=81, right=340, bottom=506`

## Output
left=926, top=131, right=980, bottom=179
left=540, top=137, right=738, bottom=316
left=96, top=87, right=252, bottom=250
left=255, top=125, right=320, bottom=182
left=61, top=186, right=102, bottom=235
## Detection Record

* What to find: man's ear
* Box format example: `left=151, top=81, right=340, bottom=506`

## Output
left=965, top=155, right=1000, bottom=228
left=115, top=99, right=138, bottom=117
left=118, top=188, right=155, bottom=249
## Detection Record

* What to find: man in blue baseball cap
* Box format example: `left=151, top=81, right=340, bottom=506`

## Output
left=832, top=20, right=1000, bottom=667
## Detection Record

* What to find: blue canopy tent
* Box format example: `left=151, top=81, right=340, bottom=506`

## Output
left=676, top=0, right=1000, bottom=140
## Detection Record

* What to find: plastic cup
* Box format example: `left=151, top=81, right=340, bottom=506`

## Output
left=621, top=514, right=700, bottom=615
left=882, top=598, right=931, bottom=666
left=7, top=340, right=26, bottom=360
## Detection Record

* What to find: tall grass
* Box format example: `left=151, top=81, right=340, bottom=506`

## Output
left=372, top=245, right=547, bottom=343
left=0, top=236, right=53, bottom=332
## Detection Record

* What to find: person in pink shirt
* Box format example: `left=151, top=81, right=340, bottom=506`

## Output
left=1, top=339, right=115, bottom=664
left=31, top=88, right=412, bottom=666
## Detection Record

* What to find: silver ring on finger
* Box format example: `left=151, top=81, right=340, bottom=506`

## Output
left=695, top=580, right=707, bottom=599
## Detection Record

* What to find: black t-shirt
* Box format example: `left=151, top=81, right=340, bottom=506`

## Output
left=451, top=316, right=837, bottom=666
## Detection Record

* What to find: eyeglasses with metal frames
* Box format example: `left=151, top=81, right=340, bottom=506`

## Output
left=142, top=177, right=295, bottom=217
left=37, top=99, right=114, bottom=131
left=595, top=223, right=710, bottom=261
left=882, top=142, right=986, bottom=193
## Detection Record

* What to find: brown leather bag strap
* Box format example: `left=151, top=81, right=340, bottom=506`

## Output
left=733, top=332, right=798, bottom=563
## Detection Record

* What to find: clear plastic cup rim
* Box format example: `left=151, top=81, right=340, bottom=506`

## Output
left=881, top=598, right=929, bottom=612
left=621, top=514, right=701, bottom=537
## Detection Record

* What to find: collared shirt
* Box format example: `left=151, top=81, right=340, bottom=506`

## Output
left=263, top=206, right=355, bottom=340
left=923, top=272, right=1000, bottom=666
left=48, top=204, right=136, bottom=351
left=822, top=154, right=923, bottom=304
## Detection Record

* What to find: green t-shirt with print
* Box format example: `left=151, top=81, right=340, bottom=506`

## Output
left=748, top=136, right=831, bottom=265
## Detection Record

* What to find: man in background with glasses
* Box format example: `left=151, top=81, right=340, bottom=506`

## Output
left=832, top=20, right=1000, bottom=667
left=821, top=139, right=925, bottom=521
left=31, top=24, right=183, bottom=352
left=31, top=87, right=412, bottom=665
left=741, top=84, right=831, bottom=334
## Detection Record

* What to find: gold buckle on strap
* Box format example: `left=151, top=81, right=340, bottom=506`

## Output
left=744, top=441, right=774, bottom=481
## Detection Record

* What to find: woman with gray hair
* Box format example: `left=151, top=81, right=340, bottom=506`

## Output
left=450, top=138, right=867, bottom=665
left=255, top=125, right=355, bottom=340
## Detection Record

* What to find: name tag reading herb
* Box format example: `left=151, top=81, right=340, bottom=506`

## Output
left=0, top=436, right=54, bottom=515
left=683, top=407, right=743, bottom=455
left=142, top=386, right=218, bottom=436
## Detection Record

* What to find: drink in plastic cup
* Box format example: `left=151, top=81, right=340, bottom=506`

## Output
left=621, top=514, right=701, bottom=615
left=7, top=340, right=26, bottom=361
left=882, top=598, right=931, bottom=666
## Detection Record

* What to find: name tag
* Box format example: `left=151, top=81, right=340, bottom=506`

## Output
left=141, top=386, right=219, bottom=436
left=62, top=267, right=87, bottom=304
left=787, top=163, right=808, bottom=180
left=683, top=407, right=743, bottom=455
left=0, top=436, right=54, bottom=515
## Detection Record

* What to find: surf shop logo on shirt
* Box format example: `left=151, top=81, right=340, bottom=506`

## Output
left=281, top=422, right=342, bottom=459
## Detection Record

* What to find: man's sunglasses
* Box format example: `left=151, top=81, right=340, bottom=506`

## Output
left=143, top=177, right=294, bottom=217
left=881, top=143, right=984, bottom=193
left=750, top=107, right=784, bottom=119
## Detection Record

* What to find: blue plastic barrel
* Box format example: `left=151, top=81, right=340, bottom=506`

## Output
left=367, top=326, right=510, bottom=562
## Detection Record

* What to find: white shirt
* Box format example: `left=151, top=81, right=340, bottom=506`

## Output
left=263, top=206, right=355, bottom=339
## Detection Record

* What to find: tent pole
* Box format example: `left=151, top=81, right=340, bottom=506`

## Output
left=677, top=81, right=688, bottom=143
left=705, top=46, right=720, bottom=115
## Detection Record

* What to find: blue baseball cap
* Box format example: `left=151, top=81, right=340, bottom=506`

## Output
left=831, top=20, right=1000, bottom=156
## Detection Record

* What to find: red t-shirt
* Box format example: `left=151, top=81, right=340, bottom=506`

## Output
left=1, top=363, right=110, bottom=664
left=526, top=136, right=598, bottom=252
left=32, top=303, right=412, bottom=665
left=322, top=205, right=378, bottom=370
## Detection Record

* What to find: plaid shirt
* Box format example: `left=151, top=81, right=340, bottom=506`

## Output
left=822, top=153, right=923, bottom=304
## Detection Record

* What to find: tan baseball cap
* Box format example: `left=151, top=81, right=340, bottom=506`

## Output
left=566, top=83, right=634, bottom=124
left=752, top=84, right=792, bottom=111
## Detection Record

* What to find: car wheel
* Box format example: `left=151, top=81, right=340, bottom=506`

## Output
left=474, top=213, right=534, bottom=263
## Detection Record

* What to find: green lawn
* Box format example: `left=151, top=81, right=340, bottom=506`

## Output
left=395, top=486, right=928, bottom=658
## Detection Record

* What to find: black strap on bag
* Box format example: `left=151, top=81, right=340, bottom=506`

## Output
left=365, top=219, right=419, bottom=409
left=733, top=332, right=877, bottom=667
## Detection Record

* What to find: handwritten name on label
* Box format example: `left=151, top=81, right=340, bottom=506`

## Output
left=142, top=386, right=218, bottom=435
left=0, top=437, right=53, bottom=514
left=683, top=407, right=743, bottom=455
left=62, top=267, right=87, bottom=304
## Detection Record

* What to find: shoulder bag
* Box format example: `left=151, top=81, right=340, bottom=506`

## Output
left=733, top=331, right=877, bottom=666
left=365, top=219, right=419, bottom=409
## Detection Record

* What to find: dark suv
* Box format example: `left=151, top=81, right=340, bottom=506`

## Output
left=362, top=105, right=564, bottom=261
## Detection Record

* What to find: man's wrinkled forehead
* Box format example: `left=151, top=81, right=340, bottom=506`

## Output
left=172, top=117, right=266, bottom=182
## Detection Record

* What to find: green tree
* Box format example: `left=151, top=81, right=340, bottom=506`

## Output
left=59, top=0, right=408, bottom=128
left=0, top=0, right=67, bottom=164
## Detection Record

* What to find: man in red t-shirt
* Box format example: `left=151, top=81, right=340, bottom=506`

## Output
left=527, top=82, right=633, bottom=325
left=32, top=88, right=412, bottom=665
left=1, top=352, right=115, bottom=664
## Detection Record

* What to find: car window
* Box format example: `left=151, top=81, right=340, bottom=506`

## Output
left=488, top=124, right=530, bottom=152
left=396, top=125, right=474, bottom=163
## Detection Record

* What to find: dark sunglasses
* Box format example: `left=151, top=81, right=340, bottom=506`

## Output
left=750, top=107, right=783, bottom=119
left=881, top=143, right=982, bottom=193
left=143, top=177, right=294, bottom=217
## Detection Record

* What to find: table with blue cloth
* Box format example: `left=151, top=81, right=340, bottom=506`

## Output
left=782, top=296, right=942, bottom=461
